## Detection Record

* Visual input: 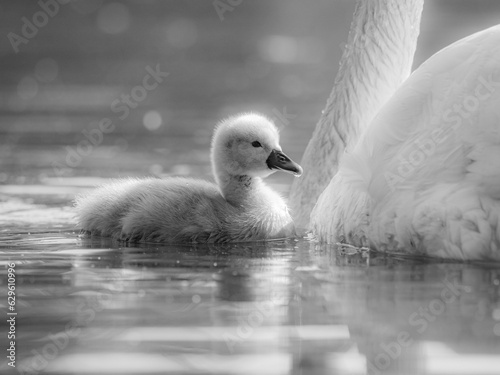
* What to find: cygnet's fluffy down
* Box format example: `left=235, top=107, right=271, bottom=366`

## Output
left=75, top=113, right=302, bottom=243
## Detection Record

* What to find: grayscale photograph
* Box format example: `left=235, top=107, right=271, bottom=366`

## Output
left=1, top=1, right=500, bottom=374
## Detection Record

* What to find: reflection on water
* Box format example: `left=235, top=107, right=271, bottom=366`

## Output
left=1, top=221, right=499, bottom=375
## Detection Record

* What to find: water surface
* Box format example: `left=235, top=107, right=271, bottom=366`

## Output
left=1, top=183, right=499, bottom=374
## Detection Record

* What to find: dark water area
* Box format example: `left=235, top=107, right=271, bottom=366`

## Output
left=1, top=1, right=500, bottom=374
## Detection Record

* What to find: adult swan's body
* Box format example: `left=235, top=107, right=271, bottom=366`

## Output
left=290, top=0, right=500, bottom=260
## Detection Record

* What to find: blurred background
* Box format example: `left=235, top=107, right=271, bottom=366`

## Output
left=1, top=0, right=500, bottom=188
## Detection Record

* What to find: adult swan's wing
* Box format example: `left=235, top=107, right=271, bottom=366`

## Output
left=312, top=25, right=500, bottom=261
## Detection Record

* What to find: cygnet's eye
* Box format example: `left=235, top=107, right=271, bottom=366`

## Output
left=251, top=141, right=262, bottom=148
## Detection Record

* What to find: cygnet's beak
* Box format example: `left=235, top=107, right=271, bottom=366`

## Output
left=266, top=149, right=303, bottom=176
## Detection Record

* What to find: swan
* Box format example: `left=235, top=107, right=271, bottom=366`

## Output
left=75, top=113, right=302, bottom=243
left=290, top=0, right=500, bottom=260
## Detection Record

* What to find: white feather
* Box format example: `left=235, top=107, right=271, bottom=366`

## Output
left=312, top=25, right=500, bottom=260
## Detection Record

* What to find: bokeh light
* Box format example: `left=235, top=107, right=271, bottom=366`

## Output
left=170, top=164, right=192, bottom=175
left=97, top=3, right=130, bottom=35
left=148, top=164, right=163, bottom=176
left=35, top=58, right=59, bottom=83
left=165, top=18, right=198, bottom=49
left=143, top=110, right=163, bottom=131
left=258, top=35, right=298, bottom=64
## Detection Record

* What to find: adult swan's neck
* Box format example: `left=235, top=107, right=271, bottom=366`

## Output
left=289, top=0, right=424, bottom=229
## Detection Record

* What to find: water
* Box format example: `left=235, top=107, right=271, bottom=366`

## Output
left=1, top=185, right=500, bottom=374
left=2, top=1, right=500, bottom=374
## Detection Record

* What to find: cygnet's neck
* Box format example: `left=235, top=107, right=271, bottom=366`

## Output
left=218, top=174, right=264, bottom=207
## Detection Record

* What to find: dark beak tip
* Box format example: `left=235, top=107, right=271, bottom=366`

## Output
left=266, top=149, right=303, bottom=177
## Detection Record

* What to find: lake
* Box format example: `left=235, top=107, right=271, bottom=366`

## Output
left=1, top=1, right=500, bottom=374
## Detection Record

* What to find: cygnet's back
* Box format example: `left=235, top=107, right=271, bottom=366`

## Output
left=75, top=113, right=302, bottom=243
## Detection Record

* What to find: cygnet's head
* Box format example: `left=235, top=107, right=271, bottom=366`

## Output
left=211, top=113, right=302, bottom=184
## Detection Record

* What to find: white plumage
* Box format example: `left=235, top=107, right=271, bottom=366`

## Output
left=75, top=113, right=302, bottom=243
left=311, top=25, right=500, bottom=260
